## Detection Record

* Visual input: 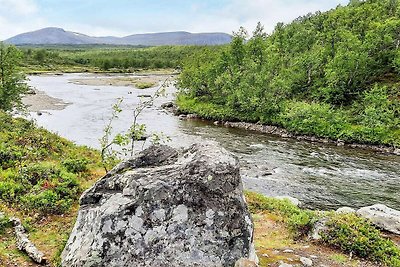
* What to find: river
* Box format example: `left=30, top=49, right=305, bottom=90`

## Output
left=26, top=73, right=400, bottom=210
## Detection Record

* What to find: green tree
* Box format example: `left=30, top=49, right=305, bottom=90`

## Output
left=0, top=43, right=27, bottom=111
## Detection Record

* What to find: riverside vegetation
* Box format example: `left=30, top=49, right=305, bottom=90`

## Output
left=17, top=45, right=222, bottom=73
left=177, top=0, right=400, bottom=148
left=1, top=0, right=400, bottom=266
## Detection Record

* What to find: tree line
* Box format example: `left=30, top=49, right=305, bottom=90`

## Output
left=177, top=0, right=400, bottom=146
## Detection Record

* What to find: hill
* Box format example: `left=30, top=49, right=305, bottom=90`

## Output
left=177, top=0, right=400, bottom=147
left=4, top=27, right=232, bottom=46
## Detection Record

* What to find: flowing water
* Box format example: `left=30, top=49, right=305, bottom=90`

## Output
left=27, top=73, right=400, bottom=210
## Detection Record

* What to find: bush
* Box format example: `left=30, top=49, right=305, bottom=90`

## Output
left=0, top=181, right=25, bottom=202
left=0, top=145, right=22, bottom=169
left=20, top=190, right=73, bottom=214
left=0, top=214, right=11, bottom=234
left=20, top=163, right=61, bottom=185
left=322, top=213, right=400, bottom=266
left=62, top=157, right=89, bottom=173
left=278, top=101, right=349, bottom=139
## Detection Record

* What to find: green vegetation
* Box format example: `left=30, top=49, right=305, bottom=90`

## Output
left=178, top=0, right=400, bottom=147
left=0, top=112, right=105, bottom=266
left=246, top=192, right=400, bottom=267
left=0, top=43, right=28, bottom=111
left=323, top=213, right=400, bottom=266
left=0, top=112, right=102, bottom=214
left=17, top=45, right=224, bottom=73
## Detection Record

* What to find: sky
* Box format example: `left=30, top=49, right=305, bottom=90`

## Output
left=0, top=0, right=349, bottom=40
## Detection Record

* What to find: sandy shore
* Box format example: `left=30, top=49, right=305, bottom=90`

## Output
left=69, top=75, right=172, bottom=88
left=22, top=90, right=69, bottom=112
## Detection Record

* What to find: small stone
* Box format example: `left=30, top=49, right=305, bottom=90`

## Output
left=310, top=255, right=318, bottom=259
left=309, top=218, right=329, bottom=241
left=276, top=196, right=301, bottom=207
left=261, top=253, right=269, bottom=257
left=279, top=263, right=294, bottom=267
left=283, top=249, right=294, bottom=253
left=336, top=207, right=356, bottom=214
left=300, top=257, right=313, bottom=266
left=337, top=140, right=345, bottom=146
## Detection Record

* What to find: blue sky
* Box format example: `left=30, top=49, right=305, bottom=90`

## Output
left=0, top=0, right=349, bottom=40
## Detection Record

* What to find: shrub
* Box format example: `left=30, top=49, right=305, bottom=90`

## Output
left=322, top=213, right=400, bottom=266
left=278, top=101, right=349, bottom=139
left=0, top=145, right=22, bottom=169
left=0, top=214, right=11, bottom=234
left=20, top=190, right=73, bottom=214
left=20, top=163, right=61, bottom=186
left=62, top=157, right=89, bottom=173
left=0, top=181, right=25, bottom=202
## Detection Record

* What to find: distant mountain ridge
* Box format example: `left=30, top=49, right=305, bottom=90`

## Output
left=4, top=27, right=232, bottom=46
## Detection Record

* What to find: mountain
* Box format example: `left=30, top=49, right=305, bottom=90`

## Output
left=4, top=27, right=232, bottom=46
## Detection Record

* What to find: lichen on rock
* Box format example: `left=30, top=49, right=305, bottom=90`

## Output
left=61, top=142, right=257, bottom=267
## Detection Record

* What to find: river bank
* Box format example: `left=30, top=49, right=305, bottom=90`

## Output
left=173, top=108, right=400, bottom=156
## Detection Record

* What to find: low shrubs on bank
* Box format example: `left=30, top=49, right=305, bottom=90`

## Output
left=177, top=95, right=400, bottom=147
left=245, top=192, right=400, bottom=267
left=0, top=112, right=101, bottom=214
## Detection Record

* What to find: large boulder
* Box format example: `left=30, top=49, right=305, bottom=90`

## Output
left=357, top=204, right=400, bottom=234
left=61, top=142, right=257, bottom=267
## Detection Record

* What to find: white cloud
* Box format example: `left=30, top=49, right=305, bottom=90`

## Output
left=0, top=0, right=38, bottom=15
left=187, top=0, right=349, bottom=34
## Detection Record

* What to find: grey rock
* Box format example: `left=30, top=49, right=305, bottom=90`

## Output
left=357, top=204, right=400, bottom=234
left=161, top=102, right=174, bottom=109
left=309, top=218, right=329, bottom=241
left=278, top=263, right=293, bottom=267
left=276, top=196, right=301, bottom=207
left=300, top=257, right=313, bottom=266
left=62, top=142, right=256, bottom=267
left=336, top=207, right=356, bottom=214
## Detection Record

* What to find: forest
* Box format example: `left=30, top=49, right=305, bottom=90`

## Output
left=18, top=45, right=222, bottom=72
left=177, top=0, right=400, bottom=147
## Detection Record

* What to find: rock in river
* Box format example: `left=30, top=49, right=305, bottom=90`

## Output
left=61, top=142, right=257, bottom=267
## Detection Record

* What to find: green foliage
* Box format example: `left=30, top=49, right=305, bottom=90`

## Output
left=0, top=214, right=11, bottom=234
left=0, top=111, right=101, bottom=214
left=178, top=0, right=400, bottom=147
left=322, top=213, right=400, bottom=266
left=19, top=45, right=222, bottom=72
left=246, top=192, right=400, bottom=266
left=0, top=42, right=28, bottom=111
left=246, top=192, right=316, bottom=238
left=278, top=101, right=350, bottom=138
left=62, top=157, right=89, bottom=173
